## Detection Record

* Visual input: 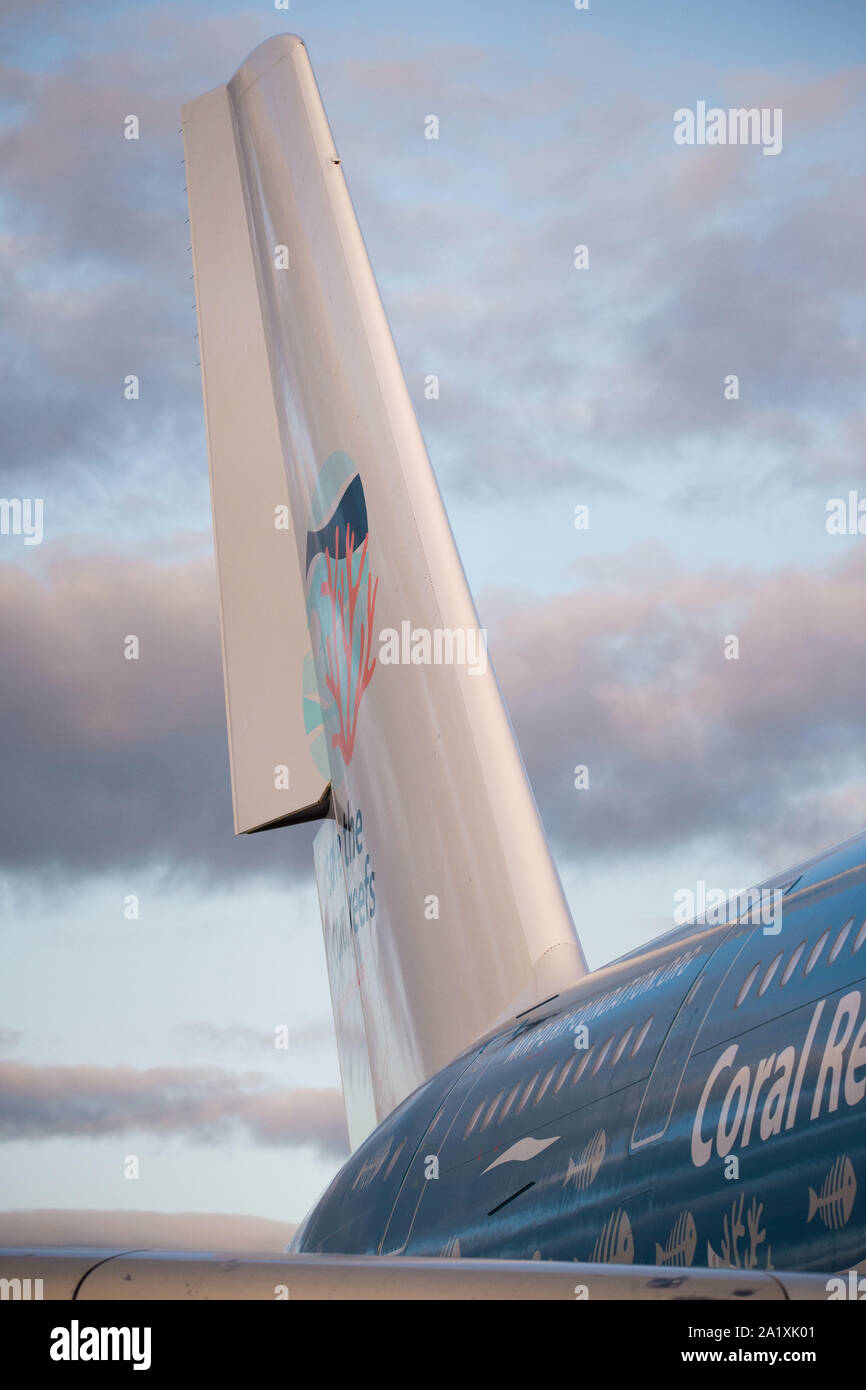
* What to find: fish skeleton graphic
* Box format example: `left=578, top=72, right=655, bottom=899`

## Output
left=482, top=1135, right=559, bottom=1174
left=655, top=1209, right=697, bottom=1267
left=590, top=1208, right=634, bottom=1265
left=562, top=1129, right=606, bottom=1192
left=807, top=1155, right=857, bottom=1230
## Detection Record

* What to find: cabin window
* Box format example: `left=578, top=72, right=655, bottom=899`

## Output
left=592, top=1035, right=615, bottom=1075
left=631, top=1016, right=653, bottom=1056
left=428, top=1103, right=447, bottom=1133
left=780, top=941, right=806, bottom=986
left=757, top=952, right=783, bottom=997
left=804, top=928, right=830, bottom=976
left=573, top=1047, right=595, bottom=1082
left=535, top=1064, right=558, bottom=1104
left=554, top=1055, right=576, bottom=1092
left=828, top=918, right=854, bottom=964
left=735, top=963, right=760, bottom=1007
left=464, top=1100, right=485, bottom=1139
left=480, top=1092, right=504, bottom=1131
left=515, top=1073, right=540, bottom=1114
left=611, top=1026, right=634, bottom=1065
left=384, top=1138, right=407, bottom=1178
left=499, top=1081, right=521, bottom=1121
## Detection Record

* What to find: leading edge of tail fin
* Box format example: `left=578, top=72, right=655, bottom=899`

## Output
left=183, top=35, right=587, bottom=1149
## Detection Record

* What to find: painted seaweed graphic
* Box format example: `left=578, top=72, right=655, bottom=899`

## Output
left=319, top=522, right=379, bottom=764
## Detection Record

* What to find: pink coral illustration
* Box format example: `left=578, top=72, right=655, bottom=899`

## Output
left=320, top=523, right=379, bottom=764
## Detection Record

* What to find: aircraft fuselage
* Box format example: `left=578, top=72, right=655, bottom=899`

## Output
left=293, top=835, right=866, bottom=1274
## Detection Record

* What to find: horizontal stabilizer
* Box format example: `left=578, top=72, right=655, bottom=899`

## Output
left=0, top=1248, right=833, bottom=1300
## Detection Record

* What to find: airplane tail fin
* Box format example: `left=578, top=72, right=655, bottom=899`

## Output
left=183, top=35, right=586, bottom=1149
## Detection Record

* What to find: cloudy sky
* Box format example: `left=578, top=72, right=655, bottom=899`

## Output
left=1, top=0, right=865, bottom=1251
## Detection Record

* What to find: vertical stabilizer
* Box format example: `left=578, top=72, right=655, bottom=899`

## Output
left=184, top=35, right=586, bottom=1148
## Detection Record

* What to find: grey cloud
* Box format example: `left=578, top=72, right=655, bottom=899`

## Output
left=0, top=549, right=317, bottom=883
left=0, top=13, right=275, bottom=502
left=487, top=543, right=866, bottom=874
left=0, top=1060, right=348, bottom=1155
left=3, top=17, right=864, bottom=519
left=5, top=538, right=866, bottom=889
left=0, top=2, right=51, bottom=24
left=353, top=51, right=866, bottom=500
left=1, top=12, right=864, bottom=893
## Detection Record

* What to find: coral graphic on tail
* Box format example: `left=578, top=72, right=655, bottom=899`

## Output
left=320, top=523, right=378, bottom=762
left=305, top=455, right=379, bottom=767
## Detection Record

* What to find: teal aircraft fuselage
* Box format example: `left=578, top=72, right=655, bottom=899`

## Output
left=293, top=832, right=866, bottom=1274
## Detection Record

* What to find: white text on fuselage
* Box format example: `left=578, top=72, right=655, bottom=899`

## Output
left=692, top=991, right=866, bottom=1167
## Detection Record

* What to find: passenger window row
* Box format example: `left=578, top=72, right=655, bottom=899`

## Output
left=735, top=916, right=866, bottom=1008
left=463, top=1014, right=655, bottom=1138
